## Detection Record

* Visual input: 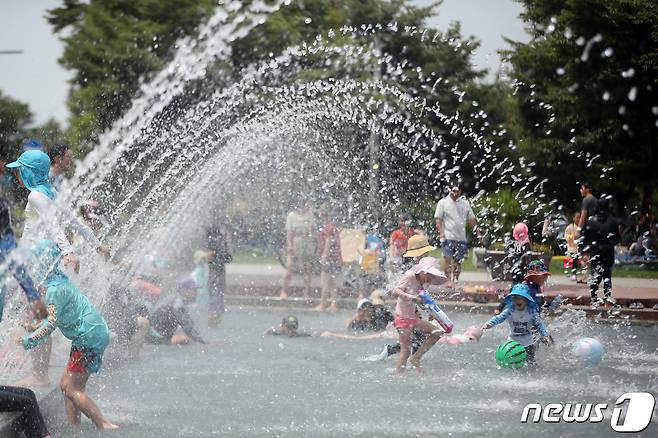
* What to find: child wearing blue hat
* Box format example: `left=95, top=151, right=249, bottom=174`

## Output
left=18, top=240, right=117, bottom=430
left=8, top=148, right=111, bottom=387
left=482, top=283, right=552, bottom=365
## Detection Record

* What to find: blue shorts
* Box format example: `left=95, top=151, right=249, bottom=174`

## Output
left=442, top=240, right=468, bottom=262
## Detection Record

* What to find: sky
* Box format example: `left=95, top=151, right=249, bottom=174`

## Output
left=0, top=0, right=529, bottom=126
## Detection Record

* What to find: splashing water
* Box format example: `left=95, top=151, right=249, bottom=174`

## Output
left=0, top=4, right=656, bottom=436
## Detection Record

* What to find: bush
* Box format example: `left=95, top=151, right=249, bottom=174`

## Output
left=471, top=187, right=551, bottom=248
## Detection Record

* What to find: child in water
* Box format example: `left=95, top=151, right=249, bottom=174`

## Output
left=147, top=277, right=206, bottom=345
left=264, top=315, right=311, bottom=337
left=392, top=257, right=448, bottom=372
left=19, top=240, right=117, bottom=430
left=482, top=283, right=552, bottom=366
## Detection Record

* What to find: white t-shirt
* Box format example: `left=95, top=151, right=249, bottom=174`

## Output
left=434, top=195, right=475, bottom=242
left=22, top=191, right=101, bottom=255
left=285, top=210, right=315, bottom=253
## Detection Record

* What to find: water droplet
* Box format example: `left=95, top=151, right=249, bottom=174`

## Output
left=627, top=87, right=637, bottom=102
left=304, top=17, right=312, bottom=24
left=622, top=67, right=635, bottom=78
left=603, top=47, right=614, bottom=57
left=556, top=67, right=565, bottom=75
left=602, top=91, right=610, bottom=101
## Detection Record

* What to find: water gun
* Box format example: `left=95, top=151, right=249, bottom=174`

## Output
left=417, top=290, right=454, bottom=333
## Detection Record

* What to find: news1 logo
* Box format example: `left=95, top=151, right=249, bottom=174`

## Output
left=521, top=392, right=656, bottom=432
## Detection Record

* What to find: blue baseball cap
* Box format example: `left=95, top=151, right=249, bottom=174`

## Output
left=21, top=139, right=44, bottom=151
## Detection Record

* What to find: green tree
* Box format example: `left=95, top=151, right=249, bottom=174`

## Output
left=47, top=0, right=217, bottom=154
left=504, top=0, right=658, bottom=214
left=0, top=91, right=33, bottom=161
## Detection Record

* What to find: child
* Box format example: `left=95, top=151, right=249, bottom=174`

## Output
left=564, top=212, right=582, bottom=281
left=392, top=257, right=448, bottom=372
left=482, top=283, right=552, bottom=366
left=147, top=277, right=206, bottom=345
left=19, top=240, right=117, bottom=430
left=523, top=259, right=551, bottom=309
left=504, top=222, right=532, bottom=284
left=264, top=315, right=311, bottom=337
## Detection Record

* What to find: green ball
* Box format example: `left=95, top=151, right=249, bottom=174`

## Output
left=495, top=340, right=527, bottom=369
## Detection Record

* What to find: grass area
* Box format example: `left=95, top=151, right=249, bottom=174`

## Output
left=232, top=248, right=281, bottom=265
left=231, top=248, right=658, bottom=279
left=549, top=258, right=658, bottom=279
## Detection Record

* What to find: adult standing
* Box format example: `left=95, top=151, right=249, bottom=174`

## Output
left=578, top=182, right=598, bottom=229
left=45, top=143, right=74, bottom=191
left=387, top=213, right=417, bottom=279
left=280, top=199, right=315, bottom=300
left=434, top=184, right=479, bottom=285
left=7, top=149, right=110, bottom=387
left=576, top=182, right=598, bottom=285
left=580, top=197, right=623, bottom=307
left=314, top=209, right=341, bottom=312
left=206, top=224, right=232, bottom=326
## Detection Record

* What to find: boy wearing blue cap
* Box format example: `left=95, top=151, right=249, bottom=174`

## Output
left=8, top=148, right=110, bottom=387
left=18, top=240, right=117, bottom=430
left=482, top=283, right=552, bottom=365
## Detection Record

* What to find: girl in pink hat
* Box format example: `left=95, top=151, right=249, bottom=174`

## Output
left=391, top=257, right=448, bottom=372
left=504, top=222, right=532, bottom=284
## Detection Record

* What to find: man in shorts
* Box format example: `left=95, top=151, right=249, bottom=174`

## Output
left=434, top=184, right=479, bottom=285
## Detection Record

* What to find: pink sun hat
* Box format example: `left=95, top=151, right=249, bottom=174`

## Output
left=513, top=222, right=530, bottom=246
left=410, top=257, right=448, bottom=285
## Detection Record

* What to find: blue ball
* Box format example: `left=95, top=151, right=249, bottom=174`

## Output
left=572, top=337, right=604, bottom=367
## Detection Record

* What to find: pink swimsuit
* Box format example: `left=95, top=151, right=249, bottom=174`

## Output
left=392, top=269, right=422, bottom=328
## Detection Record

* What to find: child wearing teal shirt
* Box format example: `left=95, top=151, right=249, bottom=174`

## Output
left=20, top=240, right=118, bottom=430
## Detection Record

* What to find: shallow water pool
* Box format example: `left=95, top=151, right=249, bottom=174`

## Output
left=50, top=306, right=658, bottom=437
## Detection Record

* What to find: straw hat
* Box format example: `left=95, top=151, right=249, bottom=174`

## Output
left=403, top=234, right=436, bottom=258
left=369, top=289, right=385, bottom=306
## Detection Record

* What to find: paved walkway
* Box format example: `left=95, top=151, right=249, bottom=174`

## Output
left=226, top=263, right=658, bottom=306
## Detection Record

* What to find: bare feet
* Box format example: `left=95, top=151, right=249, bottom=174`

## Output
left=100, top=421, right=119, bottom=430
left=327, top=303, right=338, bottom=313
left=312, top=304, right=326, bottom=312
left=15, top=374, right=51, bottom=387
left=408, top=356, right=422, bottom=370
left=279, top=290, right=289, bottom=300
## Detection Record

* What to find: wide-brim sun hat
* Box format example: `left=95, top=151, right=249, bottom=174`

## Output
left=369, top=289, right=385, bottom=306
left=504, top=283, right=538, bottom=310
left=404, top=234, right=436, bottom=258
left=410, top=257, right=447, bottom=284
left=6, top=149, right=51, bottom=170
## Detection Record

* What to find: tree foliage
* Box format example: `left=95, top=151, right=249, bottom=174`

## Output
left=504, top=0, right=658, bottom=213
left=0, top=91, right=33, bottom=161
left=47, top=0, right=217, bottom=153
